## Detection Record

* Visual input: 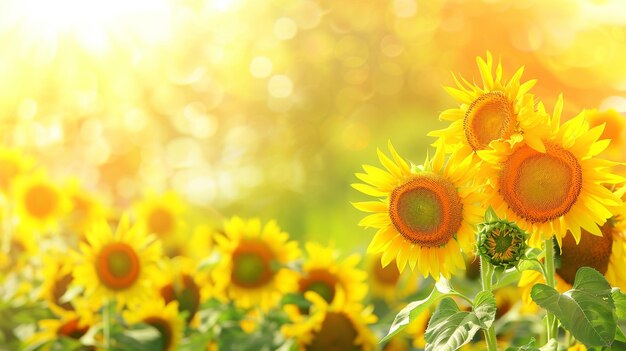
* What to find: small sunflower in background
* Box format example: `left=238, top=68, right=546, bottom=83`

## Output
left=282, top=291, right=377, bottom=351
left=0, top=225, right=37, bottom=274
left=519, top=212, right=626, bottom=309
left=366, top=254, right=418, bottom=304
left=40, top=254, right=78, bottom=316
left=212, top=216, right=300, bottom=311
left=12, top=172, right=71, bottom=233
left=186, top=223, right=218, bottom=261
left=28, top=310, right=97, bottom=350
left=134, top=191, right=186, bottom=239
left=0, top=147, right=34, bottom=193
left=123, top=300, right=184, bottom=351
left=155, top=256, right=210, bottom=326
left=296, top=242, right=367, bottom=306
left=429, top=52, right=547, bottom=157
left=63, top=178, right=110, bottom=237
left=352, top=142, right=484, bottom=279
left=73, top=215, right=162, bottom=309
left=479, top=96, right=624, bottom=247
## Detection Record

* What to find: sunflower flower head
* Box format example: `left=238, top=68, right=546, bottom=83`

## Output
left=352, top=141, right=484, bottom=279
left=477, top=207, right=527, bottom=268
left=429, top=52, right=548, bottom=157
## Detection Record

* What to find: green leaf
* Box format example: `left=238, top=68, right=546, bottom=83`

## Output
left=530, top=267, right=616, bottom=347
left=380, top=279, right=456, bottom=343
left=612, top=288, right=626, bottom=320
left=424, top=292, right=496, bottom=351
left=516, top=259, right=544, bottom=274
left=484, top=206, right=498, bottom=223
left=505, top=338, right=557, bottom=351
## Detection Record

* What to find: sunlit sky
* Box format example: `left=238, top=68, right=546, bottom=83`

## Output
left=1, top=0, right=626, bottom=244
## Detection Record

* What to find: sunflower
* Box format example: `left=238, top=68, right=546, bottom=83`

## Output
left=155, top=256, right=210, bottom=325
left=0, top=147, right=34, bottom=192
left=63, top=178, right=110, bottom=236
left=12, top=172, right=71, bottom=232
left=212, top=217, right=300, bottom=311
left=478, top=98, right=624, bottom=247
left=123, top=300, right=184, bottom=351
left=186, top=223, right=217, bottom=261
left=282, top=290, right=377, bottom=351
left=519, top=214, right=626, bottom=309
left=367, top=253, right=418, bottom=304
left=429, top=52, right=547, bottom=157
left=134, top=191, right=186, bottom=238
left=297, top=242, right=367, bottom=306
left=40, top=254, right=78, bottom=316
left=0, top=225, right=37, bottom=274
left=352, top=141, right=484, bottom=279
left=28, top=310, right=96, bottom=350
left=73, top=215, right=162, bottom=309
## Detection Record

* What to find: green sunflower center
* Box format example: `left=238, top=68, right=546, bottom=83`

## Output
left=389, top=174, right=463, bottom=247
left=500, top=144, right=582, bottom=223
left=231, top=240, right=275, bottom=288
left=373, top=260, right=400, bottom=285
left=95, top=242, right=141, bottom=290
left=307, top=312, right=361, bottom=351
left=299, top=269, right=338, bottom=303
left=556, top=221, right=614, bottom=285
left=464, top=91, right=515, bottom=150
left=143, top=317, right=173, bottom=351
left=160, top=274, right=201, bottom=323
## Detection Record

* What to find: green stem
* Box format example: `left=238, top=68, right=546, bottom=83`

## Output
left=543, top=238, right=558, bottom=341
left=480, top=255, right=498, bottom=351
left=104, top=298, right=111, bottom=351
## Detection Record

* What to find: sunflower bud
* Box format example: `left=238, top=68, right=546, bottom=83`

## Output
left=477, top=208, right=527, bottom=268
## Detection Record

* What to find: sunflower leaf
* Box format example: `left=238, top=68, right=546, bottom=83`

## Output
left=611, top=288, right=626, bottom=320
left=380, top=278, right=457, bottom=343
left=424, top=291, right=496, bottom=351
left=504, top=338, right=557, bottom=351
left=531, top=267, right=616, bottom=347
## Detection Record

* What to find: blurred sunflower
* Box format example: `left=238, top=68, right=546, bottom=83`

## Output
left=429, top=52, right=546, bottom=156
left=0, top=226, right=37, bottom=274
left=0, top=147, right=34, bottom=193
left=479, top=98, right=624, bottom=247
left=134, top=191, right=185, bottom=238
left=297, top=242, right=367, bottom=306
left=282, top=291, right=377, bottom=351
left=519, top=215, right=626, bottom=308
left=123, top=300, right=184, bottom=351
left=12, top=172, right=71, bottom=232
left=155, top=256, right=209, bottom=325
left=186, top=223, right=217, bottom=261
left=367, top=254, right=418, bottom=304
left=213, top=217, right=300, bottom=311
left=352, top=142, right=484, bottom=279
left=40, top=255, right=77, bottom=316
left=28, top=310, right=95, bottom=350
left=73, top=216, right=162, bottom=309
left=63, top=178, right=110, bottom=236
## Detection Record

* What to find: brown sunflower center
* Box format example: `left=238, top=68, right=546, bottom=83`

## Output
left=299, top=269, right=338, bottom=303
left=556, top=221, right=614, bottom=285
left=24, top=184, right=59, bottom=218
left=389, top=174, right=463, bottom=247
left=144, top=316, right=173, bottom=351
left=372, top=260, right=400, bottom=285
left=307, top=312, right=362, bottom=351
left=499, top=143, right=582, bottom=223
left=464, top=91, right=516, bottom=150
left=52, top=273, right=74, bottom=311
left=231, top=240, right=275, bottom=288
left=57, top=318, right=89, bottom=340
left=95, top=242, right=141, bottom=290
left=148, top=207, right=175, bottom=236
left=160, top=274, right=201, bottom=323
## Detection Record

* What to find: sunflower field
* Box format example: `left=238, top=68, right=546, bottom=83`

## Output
left=2, top=1, right=626, bottom=351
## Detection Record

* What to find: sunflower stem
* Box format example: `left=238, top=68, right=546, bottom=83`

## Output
left=480, top=255, right=498, bottom=351
left=103, top=298, right=112, bottom=351
left=543, top=238, right=558, bottom=342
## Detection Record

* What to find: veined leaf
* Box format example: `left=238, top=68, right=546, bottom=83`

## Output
left=531, top=267, right=616, bottom=347
left=424, top=291, right=496, bottom=351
